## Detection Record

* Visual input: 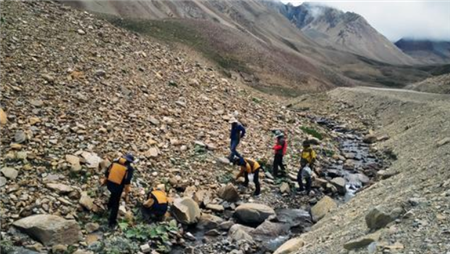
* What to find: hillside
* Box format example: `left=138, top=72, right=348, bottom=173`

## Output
left=278, top=3, right=417, bottom=65
left=395, top=39, right=450, bottom=65
left=63, top=0, right=435, bottom=94
left=0, top=1, right=381, bottom=253
left=406, top=73, right=450, bottom=94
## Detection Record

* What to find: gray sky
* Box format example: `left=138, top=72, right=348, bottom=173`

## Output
left=282, top=0, right=450, bottom=41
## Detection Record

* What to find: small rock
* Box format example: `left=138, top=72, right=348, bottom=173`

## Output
left=77, top=29, right=86, bottom=35
left=274, top=237, right=304, bottom=254
left=365, top=207, right=401, bottom=230
left=198, top=214, right=224, bottom=230
left=14, top=130, right=27, bottom=143
left=363, top=134, right=377, bottom=144
left=0, top=177, right=7, bottom=187
left=437, top=137, right=450, bottom=147
left=79, top=192, right=94, bottom=211
left=140, top=243, right=151, bottom=253
left=1, top=167, right=19, bottom=180
left=41, top=74, right=55, bottom=83
left=218, top=183, right=240, bottom=202
left=280, top=182, right=290, bottom=193
left=46, top=183, right=74, bottom=194
left=94, top=69, right=106, bottom=77
left=52, top=244, right=68, bottom=253
left=85, top=223, right=100, bottom=233
left=0, top=108, right=7, bottom=125
left=343, top=230, right=382, bottom=250
left=206, top=203, right=225, bottom=212
left=148, top=116, right=160, bottom=126
left=205, top=229, right=221, bottom=236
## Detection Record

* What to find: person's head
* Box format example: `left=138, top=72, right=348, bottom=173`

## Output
left=230, top=118, right=238, bottom=126
left=233, top=157, right=245, bottom=166
left=123, top=153, right=135, bottom=165
left=302, top=140, right=311, bottom=148
left=276, top=131, right=284, bottom=139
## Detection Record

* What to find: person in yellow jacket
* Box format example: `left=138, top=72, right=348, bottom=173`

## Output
left=142, top=186, right=168, bottom=222
left=102, top=154, right=135, bottom=228
left=234, top=157, right=261, bottom=196
left=297, top=140, right=316, bottom=195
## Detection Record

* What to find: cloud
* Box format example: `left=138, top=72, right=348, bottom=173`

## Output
left=282, top=0, right=450, bottom=41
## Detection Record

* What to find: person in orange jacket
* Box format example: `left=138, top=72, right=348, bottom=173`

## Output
left=272, top=130, right=287, bottom=177
left=234, top=157, right=261, bottom=196
left=102, top=154, right=135, bottom=228
left=142, top=186, right=168, bottom=222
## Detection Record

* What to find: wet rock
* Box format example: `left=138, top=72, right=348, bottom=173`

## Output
left=14, top=130, right=27, bottom=143
left=46, top=183, right=75, bottom=194
left=276, top=209, right=312, bottom=230
left=205, top=229, right=221, bottom=236
left=363, top=134, right=377, bottom=144
left=280, top=182, right=290, bottom=193
left=1, top=167, right=19, bottom=180
left=218, top=183, right=240, bottom=202
left=252, top=220, right=290, bottom=238
left=13, top=215, right=81, bottom=246
left=219, top=221, right=235, bottom=231
left=343, top=230, right=382, bottom=250
left=0, top=108, right=7, bottom=125
left=197, top=214, right=224, bottom=230
left=274, top=237, right=304, bottom=254
left=311, top=196, right=337, bottom=222
left=330, top=177, right=346, bottom=194
left=172, top=197, right=201, bottom=225
left=234, top=203, right=275, bottom=226
left=228, top=224, right=254, bottom=243
left=365, top=206, right=401, bottom=230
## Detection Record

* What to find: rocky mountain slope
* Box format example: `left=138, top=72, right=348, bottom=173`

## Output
left=406, top=73, right=450, bottom=94
left=278, top=3, right=417, bottom=65
left=395, top=38, right=450, bottom=65
left=0, top=1, right=388, bottom=253
left=63, top=0, right=436, bottom=94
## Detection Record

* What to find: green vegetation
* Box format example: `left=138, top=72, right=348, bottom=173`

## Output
left=300, top=126, right=323, bottom=140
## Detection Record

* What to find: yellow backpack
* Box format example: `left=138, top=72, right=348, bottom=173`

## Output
left=108, top=158, right=128, bottom=185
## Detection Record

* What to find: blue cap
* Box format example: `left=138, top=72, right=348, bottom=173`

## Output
left=124, top=154, right=135, bottom=163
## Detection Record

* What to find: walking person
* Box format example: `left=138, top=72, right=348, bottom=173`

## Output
left=101, top=154, right=135, bottom=228
left=297, top=140, right=316, bottom=195
left=272, top=130, right=287, bottom=177
left=233, top=157, right=261, bottom=196
left=228, top=117, right=246, bottom=162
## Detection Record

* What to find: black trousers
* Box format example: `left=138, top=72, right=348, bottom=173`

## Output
left=244, top=168, right=260, bottom=195
left=297, top=169, right=312, bottom=194
left=108, top=189, right=123, bottom=226
left=273, top=153, right=285, bottom=177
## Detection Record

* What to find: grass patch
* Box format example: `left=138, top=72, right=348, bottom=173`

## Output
left=300, top=126, right=323, bottom=140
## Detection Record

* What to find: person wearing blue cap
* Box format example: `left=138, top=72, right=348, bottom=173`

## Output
left=101, top=153, right=135, bottom=228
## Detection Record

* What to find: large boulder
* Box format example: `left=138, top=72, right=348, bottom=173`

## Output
left=172, top=197, right=201, bottom=225
left=311, top=196, right=337, bottom=222
left=13, top=215, right=81, bottom=246
left=252, top=220, right=290, bottom=238
left=234, top=203, right=275, bottom=226
left=217, top=183, right=240, bottom=202
left=330, top=177, right=346, bottom=195
left=197, top=214, right=224, bottom=230
left=274, top=237, right=305, bottom=254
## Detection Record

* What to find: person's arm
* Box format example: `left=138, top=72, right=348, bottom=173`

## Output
left=240, top=125, right=246, bottom=138
left=143, top=198, right=155, bottom=208
left=236, top=166, right=245, bottom=180
left=101, top=163, right=112, bottom=185
left=123, top=166, right=134, bottom=195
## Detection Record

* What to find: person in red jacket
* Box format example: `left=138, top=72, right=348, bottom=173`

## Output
left=272, top=130, right=287, bottom=177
